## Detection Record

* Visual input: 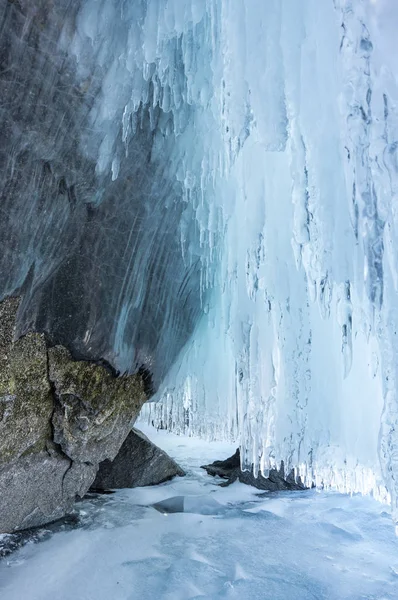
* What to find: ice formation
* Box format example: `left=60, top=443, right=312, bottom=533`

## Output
left=2, top=0, right=398, bottom=517
left=137, top=0, right=398, bottom=515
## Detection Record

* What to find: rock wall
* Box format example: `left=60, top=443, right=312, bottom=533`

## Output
left=0, top=297, right=147, bottom=533
left=0, top=0, right=204, bottom=390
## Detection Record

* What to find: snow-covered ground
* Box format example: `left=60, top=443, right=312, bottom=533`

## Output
left=1, top=425, right=398, bottom=600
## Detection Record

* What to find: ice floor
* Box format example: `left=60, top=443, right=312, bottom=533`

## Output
left=1, top=426, right=398, bottom=600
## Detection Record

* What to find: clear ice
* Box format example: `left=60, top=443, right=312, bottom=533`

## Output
left=2, top=1, right=398, bottom=516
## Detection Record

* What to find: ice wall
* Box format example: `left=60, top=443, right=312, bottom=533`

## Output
left=140, top=0, right=398, bottom=516
left=2, top=0, right=398, bottom=516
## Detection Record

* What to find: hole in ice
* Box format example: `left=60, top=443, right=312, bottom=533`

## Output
left=152, top=495, right=226, bottom=515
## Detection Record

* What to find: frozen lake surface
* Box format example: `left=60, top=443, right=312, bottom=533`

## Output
left=1, top=426, right=398, bottom=600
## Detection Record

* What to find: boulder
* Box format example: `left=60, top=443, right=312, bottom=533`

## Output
left=91, top=428, right=185, bottom=490
left=0, top=297, right=147, bottom=533
left=0, top=453, right=96, bottom=533
left=48, top=346, right=146, bottom=465
left=201, top=449, right=306, bottom=491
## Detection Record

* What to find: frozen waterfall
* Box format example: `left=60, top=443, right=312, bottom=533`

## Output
left=135, top=0, right=398, bottom=518
left=2, top=0, right=398, bottom=520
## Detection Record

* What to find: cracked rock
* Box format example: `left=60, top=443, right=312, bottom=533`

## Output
left=0, top=298, right=147, bottom=533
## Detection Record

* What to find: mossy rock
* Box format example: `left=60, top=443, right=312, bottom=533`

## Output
left=48, top=346, right=147, bottom=464
left=0, top=298, right=53, bottom=464
left=0, top=297, right=148, bottom=532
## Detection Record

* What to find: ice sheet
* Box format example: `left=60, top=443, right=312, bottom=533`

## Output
left=1, top=426, right=398, bottom=600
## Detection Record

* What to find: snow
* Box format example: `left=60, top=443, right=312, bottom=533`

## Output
left=1, top=426, right=398, bottom=600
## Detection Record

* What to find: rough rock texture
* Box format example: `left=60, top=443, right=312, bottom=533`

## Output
left=49, top=346, right=146, bottom=465
left=201, top=449, right=307, bottom=492
left=0, top=453, right=95, bottom=534
left=0, top=298, right=53, bottom=463
left=0, top=297, right=147, bottom=533
left=92, top=428, right=185, bottom=490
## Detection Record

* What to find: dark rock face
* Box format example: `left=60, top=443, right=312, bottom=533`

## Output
left=0, top=0, right=205, bottom=389
left=0, top=0, right=207, bottom=533
left=201, top=449, right=307, bottom=492
left=0, top=297, right=146, bottom=533
left=92, top=428, right=185, bottom=490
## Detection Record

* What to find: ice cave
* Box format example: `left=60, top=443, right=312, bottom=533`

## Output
left=1, top=0, right=398, bottom=598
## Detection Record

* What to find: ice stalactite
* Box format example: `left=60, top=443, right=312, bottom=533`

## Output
left=2, top=0, right=398, bottom=516
left=139, top=0, right=398, bottom=517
